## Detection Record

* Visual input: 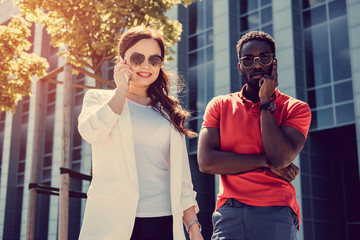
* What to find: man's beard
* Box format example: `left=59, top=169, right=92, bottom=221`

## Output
left=244, top=67, right=272, bottom=89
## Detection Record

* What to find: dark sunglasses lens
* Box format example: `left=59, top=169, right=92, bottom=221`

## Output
left=260, top=55, right=273, bottom=65
left=242, top=57, right=254, bottom=68
left=130, top=53, right=145, bottom=66
left=149, top=55, right=163, bottom=66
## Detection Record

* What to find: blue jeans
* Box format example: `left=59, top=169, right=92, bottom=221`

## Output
left=212, top=199, right=299, bottom=240
left=130, top=215, right=173, bottom=240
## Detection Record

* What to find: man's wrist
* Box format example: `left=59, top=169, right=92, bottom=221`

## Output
left=260, top=100, right=276, bottom=113
left=260, top=97, right=271, bottom=104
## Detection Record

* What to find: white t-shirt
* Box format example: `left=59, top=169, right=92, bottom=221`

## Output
left=128, top=99, right=172, bottom=217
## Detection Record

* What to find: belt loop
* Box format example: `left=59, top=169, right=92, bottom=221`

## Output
left=229, top=198, right=234, bottom=207
left=225, top=198, right=234, bottom=207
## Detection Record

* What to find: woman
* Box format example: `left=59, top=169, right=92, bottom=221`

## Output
left=78, top=26, right=203, bottom=240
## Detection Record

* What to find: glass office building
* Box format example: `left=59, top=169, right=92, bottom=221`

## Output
left=0, top=0, right=359, bottom=239
left=179, top=0, right=360, bottom=239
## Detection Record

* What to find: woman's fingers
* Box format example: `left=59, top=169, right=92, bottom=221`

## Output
left=114, top=61, right=132, bottom=87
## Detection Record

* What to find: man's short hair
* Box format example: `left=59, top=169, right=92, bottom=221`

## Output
left=236, top=31, right=276, bottom=60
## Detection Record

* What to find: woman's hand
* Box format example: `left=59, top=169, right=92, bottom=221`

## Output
left=189, top=229, right=204, bottom=240
left=113, top=57, right=132, bottom=93
left=183, top=206, right=204, bottom=240
left=107, top=57, right=132, bottom=114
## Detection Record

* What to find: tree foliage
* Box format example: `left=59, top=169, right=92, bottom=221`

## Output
left=15, top=0, right=195, bottom=83
left=0, top=15, right=49, bottom=113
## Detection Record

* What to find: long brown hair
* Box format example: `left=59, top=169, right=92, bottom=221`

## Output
left=117, top=26, right=197, bottom=138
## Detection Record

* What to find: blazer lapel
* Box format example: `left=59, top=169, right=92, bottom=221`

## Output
left=170, top=127, right=182, bottom=210
left=118, top=101, right=139, bottom=196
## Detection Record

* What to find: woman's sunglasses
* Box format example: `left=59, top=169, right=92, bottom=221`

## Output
left=126, top=53, right=163, bottom=67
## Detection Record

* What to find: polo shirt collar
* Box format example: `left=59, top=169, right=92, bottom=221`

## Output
left=239, top=84, right=280, bottom=104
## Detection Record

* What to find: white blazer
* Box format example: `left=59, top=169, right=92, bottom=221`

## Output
left=77, top=89, right=199, bottom=240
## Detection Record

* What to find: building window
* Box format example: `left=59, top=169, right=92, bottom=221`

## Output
left=230, top=0, right=273, bottom=92
left=303, top=0, right=353, bottom=130
left=187, top=0, right=214, bottom=154
left=179, top=1, right=215, bottom=238
left=68, top=73, right=86, bottom=239
left=239, top=0, right=273, bottom=36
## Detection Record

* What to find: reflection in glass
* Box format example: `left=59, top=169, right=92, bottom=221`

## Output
left=206, top=0, right=213, bottom=28
left=302, top=0, right=326, bottom=9
left=261, top=0, right=271, bottom=6
left=307, top=86, right=332, bottom=108
left=206, top=46, right=213, bottom=61
left=189, top=33, right=205, bottom=51
left=188, top=68, right=197, bottom=110
left=47, top=92, right=56, bottom=103
left=72, top=148, right=81, bottom=161
left=188, top=68, right=202, bottom=117
left=44, top=117, right=54, bottom=154
left=197, top=1, right=204, bottom=32
left=310, top=107, right=333, bottom=129
left=189, top=3, right=197, bottom=34
left=262, top=24, right=273, bottom=37
left=43, top=156, right=52, bottom=167
left=46, top=104, right=55, bottom=115
left=241, top=12, right=259, bottom=32
left=206, top=62, right=214, bottom=102
left=304, top=26, right=331, bottom=88
left=43, top=169, right=51, bottom=181
left=330, top=18, right=351, bottom=81
left=240, top=0, right=258, bottom=14
left=329, top=0, right=346, bottom=19
left=206, top=30, right=213, bottom=44
left=261, top=6, right=272, bottom=24
left=196, top=66, right=206, bottom=113
left=303, top=5, right=326, bottom=28
left=334, top=81, right=353, bottom=102
left=189, top=50, right=205, bottom=67
left=336, top=103, right=355, bottom=124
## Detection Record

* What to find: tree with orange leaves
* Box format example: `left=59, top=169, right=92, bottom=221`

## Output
left=14, top=0, right=195, bottom=87
left=0, top=15, right=49, bottom=113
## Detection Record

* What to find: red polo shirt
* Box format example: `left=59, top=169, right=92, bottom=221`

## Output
left=202, top=86, right=311, bottom=227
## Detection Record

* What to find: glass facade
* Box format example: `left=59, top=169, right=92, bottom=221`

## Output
left=300, top=125, right=360, bottom=239
left=179, top=1, right=215, bottom=239
left=32, top=30, right=59, bottom=239
left=229, top=0, right=273, bottom=92
left=3, top=97, right=29, bottom=239
left=300, top=0, right=360, bottom=239
left=68, top=73, right=86, bottom=240
left=303, top=0, right=354, bottom=130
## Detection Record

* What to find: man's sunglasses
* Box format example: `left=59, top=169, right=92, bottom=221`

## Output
left=239, top=53, right=274, bottom=68
left=127, top=53, right=163, bottom=67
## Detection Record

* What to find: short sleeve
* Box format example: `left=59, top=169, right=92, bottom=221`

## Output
left=282, top=101, right=312, bottom=139
left=202, top=96, right=222, bottom=129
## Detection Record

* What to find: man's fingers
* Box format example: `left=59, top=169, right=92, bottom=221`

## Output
left=284, top=174, right=292, bottom=182
left=290, top=164, right=299, bottom=176
left=287, top=168, right=296, bottom=180
left=271, top=59, right=277, bottom=80
left=259, top=78, right=264, bottom=87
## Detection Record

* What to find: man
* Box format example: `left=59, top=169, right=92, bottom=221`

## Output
left=197, top=31, right=311, bottom=240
